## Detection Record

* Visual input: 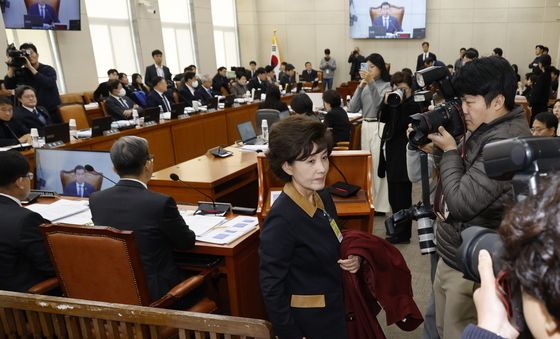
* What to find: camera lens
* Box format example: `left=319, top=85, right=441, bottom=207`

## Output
left=417, top=218, right=436, bottom=254
left=457, top=226, right=503, bottom=282
left=387, top=89, right=404, bottom=107
left=409, top=98, right=464, bottom=148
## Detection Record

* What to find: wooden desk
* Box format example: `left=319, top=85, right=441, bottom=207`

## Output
left=149, top=146, right=258, bottom=207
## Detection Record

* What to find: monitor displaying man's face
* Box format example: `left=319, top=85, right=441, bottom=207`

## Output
left=75, top=169, right=86, bottom=184
left=381, top=4, right=390, bottom=16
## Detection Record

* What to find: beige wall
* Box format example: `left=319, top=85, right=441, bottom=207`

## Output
left=237, top=0, right=560, bottom=86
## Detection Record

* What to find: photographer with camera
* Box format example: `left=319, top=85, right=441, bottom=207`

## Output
left=462, top=172, right=560, bottom=339
left=427, top=56, right=531, bottom=338
left=4, top=43, right=61, bottom=123
left=348, top=47, right=365, bottom=81
left=379, top=71, right=422, bottom=244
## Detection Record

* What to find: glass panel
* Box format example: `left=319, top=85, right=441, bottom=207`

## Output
left=211, top=0, right=235, bottom=27
left=176, top=28, right=195, bottom=69
left=89, top=24, right=114, bottom=80
left=85, top=0, right=129, bottom=19
left=110, top=25, right=136, bottom=76
left=159, top=0, right=191, bottom=24
left=162, top=27, right=180, bottom=74
left=213, top=30, right=225, bottom=68
left=159, top=0, right=196, bottom=73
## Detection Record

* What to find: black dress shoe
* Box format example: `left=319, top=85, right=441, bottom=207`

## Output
left=374, top=211, right=386, bottom=216
left=385, top=236, right=411, bottom=244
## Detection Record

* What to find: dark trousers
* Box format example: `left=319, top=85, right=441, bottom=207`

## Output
left=388, top=181, right=412, bottom=239
left=324, top=78, right=333, bottom=90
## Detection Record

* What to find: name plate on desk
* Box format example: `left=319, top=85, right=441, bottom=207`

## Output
left=43, top=140, right=65, bottom=148
left=102, top=129, right=120, bottom=136
left=144, top=121, right=157, bottom=127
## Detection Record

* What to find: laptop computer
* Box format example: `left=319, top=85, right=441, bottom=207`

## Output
left=171, top=102, right=186, bottom=119
left=40, top=123, right=70, bottom=144
left=237, top=121, right=266, bottom=145
left=91, top=116, right=113, bottom=137
left=141, top=107, right=160, bottom=124
left=207, top=97, right=218, bottom=110
left=253, top=89, right=262, bottom=101
left=24, top=15, right=43, bottom=28
left=224, top=95, right=235, bottom=108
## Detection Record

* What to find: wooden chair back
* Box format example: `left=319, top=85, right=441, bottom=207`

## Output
left=370, top=5, right=405, bottom=26
left=82, top=91, right=95, bottom=104
left=0, top=290, right=273, bottom=338
left=40, top=223, right=153, bottom=306
left=60, top=169, right=103, bottom=192
left=60, top=93, right=85, bottom=105
left=59, top=104, right=89, bottom=129
left=257, top=151, right=374, bottom=233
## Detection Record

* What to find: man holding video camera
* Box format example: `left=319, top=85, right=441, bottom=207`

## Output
left=4, top=43, right=61, bottom=123
left=427, top=56, right=531, bottom=338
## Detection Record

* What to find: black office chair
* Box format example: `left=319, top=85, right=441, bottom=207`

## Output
left=256, top=109, right=280, bottom=132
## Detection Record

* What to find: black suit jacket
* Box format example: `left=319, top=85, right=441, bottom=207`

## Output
left=146, top=90, right=172, bottom=110
left=106, top=95, right=137, bottom=120
left=0, top=195, right=54, bottom=292
left=324, top=106, right=351, bottom=143
left=0, top=120, right=28, bottom=146
left=248, top=78, right=268, bottom=93
left=178, top=85, right=200, bottom=107
left=89, top=180, right=196, bottom=301
left=13, top=105, right=51, bottom=132
left=145, top=64, right=172, bottom=88
left=195, top=86, right=214, bottom=105
left=416, top=52, right=437, bottom=71
left=300, top=69, right=318, bottom=82
left=93, top=81, right=110, bottom=102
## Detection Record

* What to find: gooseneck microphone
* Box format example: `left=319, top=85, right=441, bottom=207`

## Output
left=169, top=173, right=231, bottom=215
left=3, top=121, right=25, bottom=149
left=85, top=164, right=117, bottom=184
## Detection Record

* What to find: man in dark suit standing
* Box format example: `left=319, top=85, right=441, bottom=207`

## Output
left=89, top=136, right=196, bottom=302
left=146, top=76, right=173, bottom=112
left=62, top=165, right=96, bottom=198
left=0, top=151, right=54, bottom=292
left=300, top=62, right=318, bottom=82
left=144, top=49, right=172, bottom=89
left=27, top=0, right=59, bottom=26
left=372, top=2, right=402, bottom=34
left=245, top=61, right=257, bottom=79
left=13, top=85, right=52, bottom=132
left=416, top=41, right=437, bottom=71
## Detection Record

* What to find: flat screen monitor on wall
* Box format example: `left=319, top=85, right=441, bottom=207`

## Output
left=1, top=0, right=81, bottom=30
left=349, top=0, right=426, bottom=39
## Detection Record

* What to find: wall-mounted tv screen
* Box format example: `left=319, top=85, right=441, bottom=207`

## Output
left=35, top=149, right=119, bottom=197
left=1, top=0, right=81, bottom=30
left=350, top=0, right=426, bottom=39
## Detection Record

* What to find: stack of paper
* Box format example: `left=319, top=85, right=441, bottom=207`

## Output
left=196, top=216, right=258, bottom=245
left=26, top=199, right=90, bottom=222
left=179, top=212, right=226, bottom=236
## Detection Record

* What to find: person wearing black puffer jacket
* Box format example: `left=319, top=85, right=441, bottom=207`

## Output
left=426, top=56, right=531, bottom=339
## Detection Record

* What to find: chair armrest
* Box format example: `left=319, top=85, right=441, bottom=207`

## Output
left=150, top=274, right=205, bottom=308
left=27, top=277, right=59, bottom=294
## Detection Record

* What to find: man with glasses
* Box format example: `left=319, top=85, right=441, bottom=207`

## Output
left=0, top=151, right=55, bottom=292
left=89, top=136, right=196, bottom=303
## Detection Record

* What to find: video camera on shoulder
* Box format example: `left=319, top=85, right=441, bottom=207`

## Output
left=407, top=66, right=466, bottom=148
left=6, top=43, right=31, bottom=68
left=457, top=136, right=560, bottom=333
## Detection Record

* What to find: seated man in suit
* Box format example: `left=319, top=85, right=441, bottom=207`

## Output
left=0, top=151, right=55, bottom=292
left=89, top=136, right=196, bottom=302
left=178, top=71, right=201, bottom=107
left=195, top=74, right=215, bottom=105
left=105, top=79, right=142, bottom=121
left=300, top=62, right=318, bottom=82
left=27, top=0, right=59, bottom=26
left=62, top=165, right=96, bottom=198
left=0, top=96, right=32, bottom=147
left=212, top=66, right=230, bottom=95
left=144, top=49, right=172, bottom=89
left=279, top=63, right=297, bottom=89
left=146, top=76, right=173, bottom=112
left=248, top=67, right=269, bottom=93
left=93, top=69, right=118, bottom=102
left=372, top=2, right=402, bottom=34
left=13, top=85, right=51, bottom=132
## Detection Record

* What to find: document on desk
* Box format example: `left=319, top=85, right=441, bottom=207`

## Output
left=196, top=216, right=258, bottom=245
left=179, top=212, right=226, bottom=236
left=26, top=199, right=90, bottom=222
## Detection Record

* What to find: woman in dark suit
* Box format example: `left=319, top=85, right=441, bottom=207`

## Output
left=258, top=85, right=288, bottom=112
left=379, top=71, right=422, bottom=243
left=529, top=54, right=552, bottom=122
left=260, top=116, right=361, bottom=339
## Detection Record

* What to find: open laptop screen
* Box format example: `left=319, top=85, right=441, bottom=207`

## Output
left=237, top=121, right=256, bottom=143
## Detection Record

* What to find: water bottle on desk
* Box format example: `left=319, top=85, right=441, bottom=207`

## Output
left=30, top=128, right=39, bottom=148
left=132, top=109, right=139, bottom=125
left=69, top=119, right=77, bottom=140
left=261, top=119, right=269, bottom=142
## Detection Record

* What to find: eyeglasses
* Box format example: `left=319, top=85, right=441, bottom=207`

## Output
left=147, top=154, right=155, bottom=162
left=25, top=172, right=34, bottom=180
left=530, top=127, right=546, bottom=133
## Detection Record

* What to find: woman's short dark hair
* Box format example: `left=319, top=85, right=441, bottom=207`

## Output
left=0, top=96, right=12, bottom=106
left=539, top=54, right=552, bottom=68
left=183, top=71, right=196, bottom=82
left=322, top=90, right=341, bottom=108
left=110, top=136, right=151, bottom=177
left=15, top=85, right=35, bottom=99
left=365, top=53, right=390, bottom=82
left=263, top=85, right=282, bottom=106
left=290, top=94, right=313, bottom=114
left=217, top=66, right=227, bottom=72
left=464, top=48, right=479, bottom=60
left=453, top=56, right=516, bottom=111
left=534, top=111, right=559, bottom=130
left=107, top=79, right=121, bottom=92
left=390, top=71, right=412, bottom=87
left=0, top=151, right=29, bottom=187
left=236, top=73, right=247, bottom=81
left=132, top=73, right=142, bottom=83
left=500, top=172, right=560, bottom=321
left=267, top=116, right=333, bottom=182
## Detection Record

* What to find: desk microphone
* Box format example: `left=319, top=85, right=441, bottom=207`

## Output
left=3, top=121, right=26, bottom=150
left=327, top=161, right=360, bottom=197
left=169, top=173, right=230, bottom=215
left=85, top=164, right=117, bottom=185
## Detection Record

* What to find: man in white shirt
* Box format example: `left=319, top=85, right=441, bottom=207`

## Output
left=145, top=49, right=172, bottom=89
left=62, top=165, right=95, bottom=198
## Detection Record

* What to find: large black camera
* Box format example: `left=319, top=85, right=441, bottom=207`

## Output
left=385, top=202, right=436, bottom=254
left=456, top=137, right=560, bottom=333
left=6, top=43, right=31, bottom=68
left=408, top=66, right=466, bottom=148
